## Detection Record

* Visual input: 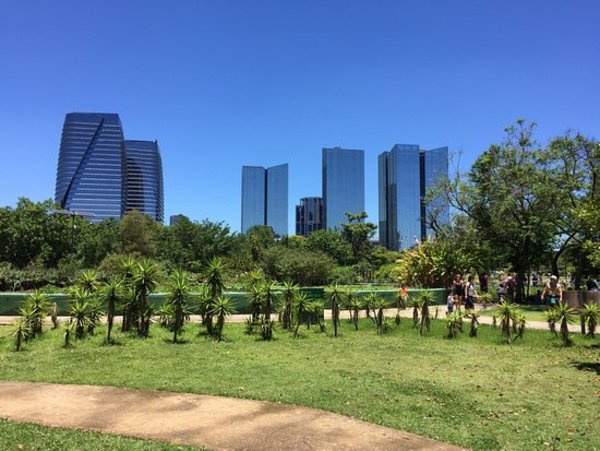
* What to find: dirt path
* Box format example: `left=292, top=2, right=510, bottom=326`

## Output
left=0, top=381, right=464, bottom=451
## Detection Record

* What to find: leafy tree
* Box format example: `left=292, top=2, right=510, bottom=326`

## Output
left=261, top=246, right=335, bottom=286
left=341, top=211, right=377, bottom=264
left=118, top=210, right=160, bottom=257
left=304, top=229, right=353, bottom=265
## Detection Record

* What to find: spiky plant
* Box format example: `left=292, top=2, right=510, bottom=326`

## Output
left=120, top=256, right=137, bottom=332
left=86, top=297, right=105, bottom=335
left=307, top=300, right=326, bottom=333
left=372, top=297, right=388, bottom=335
left=411, top=298, right=422, bottom=328
left=68, top=288, right=91, bottom=339
left=77, top=269, right=99, bottom=294
left=492, top=314, right=498, bottom=328
left=167, top=269, right=193, bottom=343
left=349, top=296, right=361, bottom=331
left=515, top=311, right=527, bottom=339
left=101, top=276, right=124, bottom=343
left=555, top=301, right=575, bottom=346
left=210, top=295, right=236, bottom=342
left=326, top=284, right=345, bottom=337
left=281, top=281, right=297, bottom=330
left=497, top=301, right=515, bottom=344
left=447, top=311, right=463, bottom=339
left=293, top=292, right=310, bottom=337
left=11, top=318, right=30, bottom=352
left=544, top=309, right=559, bottom=337
left=133, top=259, right=160, bottom=337
left=364, top=292, right=380, bottom=325
left=466, top=310, right=480, bottom=337
left=155, top=304, right=175, bottom=328
left=203, top=257, right=226, bottom=336
left=18, top=302, right=36, bottom=342
left=418, top=290, right=433, bottom=335
left=62, top=320, right=76, bottom=347
left=25, top=290, right=51, bottom=336
left=261, top=281, right=278, bottom=322
left=478, top=292, right=493, bottom=310
left=50, top=302, right=59, bottom=329
left=243, top=317, right=254, bottom=335
left=581, top=303, right=599, bottom=338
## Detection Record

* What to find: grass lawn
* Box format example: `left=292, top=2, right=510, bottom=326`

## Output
left=0, top=317, right=599, bottom=450
left=0, top=419, right=198, bottom=450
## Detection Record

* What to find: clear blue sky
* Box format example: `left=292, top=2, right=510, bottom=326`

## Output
left=1, top=1, right=598, bottom=233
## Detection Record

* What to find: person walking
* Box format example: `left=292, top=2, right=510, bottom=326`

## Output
left=542, top=275, right=563, bottom=306
left=479, top=273, right=489, bottom=293
left=466, top=275, right=478, bottom=310
left=453, top=274, right=465, bottom=310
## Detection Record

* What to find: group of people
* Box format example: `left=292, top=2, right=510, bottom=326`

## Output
left=446, top=274, right=480, bottom=314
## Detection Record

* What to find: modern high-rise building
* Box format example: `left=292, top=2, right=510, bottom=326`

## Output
left=295, top=197, right=323, bottom=237
left=55, top=112, right=164, bottom=223
left=378, top=144, right=449, bottom=251
left=55, top=113, right=126, bottom=223
left=124, top=140, right=164, bottom=222
left=322, top=147, right=364, bottom=230
left=241, top=163, right=288, bottom=236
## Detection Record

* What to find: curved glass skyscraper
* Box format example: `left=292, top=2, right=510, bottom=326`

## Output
left=55, top=113, right=126, bottom=223
left=55, top=113, right=164, bottom=223
left=124, top=140, right=164, bottom=222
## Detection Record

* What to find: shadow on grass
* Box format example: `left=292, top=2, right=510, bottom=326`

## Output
left=162, top=338, right=192, bottom=345
left=571, top=361, right=600, bottom=374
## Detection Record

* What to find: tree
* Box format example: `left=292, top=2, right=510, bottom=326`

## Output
left=325, top=284, right=345, bottom=337
left=341, top=212, right=377, bottom=264
left=118, top=210, right=160, bottom=257
left=281, top=281, right=297, bottom=330
left=210, top=296, right=236, bottom=341
left=304, top=229, right=353, bottom=265
left=261, top=246, right=335, bottom=286
left=132, top=259, right=160, bottom=337
left=167, top=269, right=193, bottom=343
left=203, top=257, right=227, bottom=336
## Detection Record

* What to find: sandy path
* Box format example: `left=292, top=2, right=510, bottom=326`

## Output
left=0, top=381, right=464, bottom=450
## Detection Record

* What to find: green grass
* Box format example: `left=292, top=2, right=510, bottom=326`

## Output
left=0, top=419, right=198, bottom=450
left=1, top=317, right=599, bottom=450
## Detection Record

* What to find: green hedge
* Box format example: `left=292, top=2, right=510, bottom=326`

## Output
left=0, top=287, right=446, bottom=316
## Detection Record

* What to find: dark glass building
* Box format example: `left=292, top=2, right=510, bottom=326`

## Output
left=55, top=112, right=165, bottom=224
left=241, top=163, right=288, bottom=236
left=295, top=197, right=323, bottom=236
left=124, top=140, right=164, bottom=222
left=379, top=144, right=449, bottom=250
left=322, top=147, right=364, bottom=230
left=55, top=113, right=126, bottom=223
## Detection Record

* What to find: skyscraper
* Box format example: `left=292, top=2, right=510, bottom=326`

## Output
left=55, top=112, right=164, bottom=223
left=295, top=197, right=323, bottom=236
left=241, top=163, right=288, bottom=236
left=322, top=147, right=364, bottom=230
left=55, top=113, right=126, bottom=223
left=379, top=144, right=449, bottom=251
left=124, top=140, right=164, bottom=222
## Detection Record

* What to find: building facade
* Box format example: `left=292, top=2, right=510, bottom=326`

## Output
left=55, top=113, right=164, bottom=223
left=295, top=197, right=323, bottom=236
left=55, top=113, right=126, bottom=223
left=124, top=140, right=164, bottom=222
left=241, top=163, right=288, bottom=237
left=322, top=147, right=364, bottom=230
left=378, top=144, right=448, bottom=251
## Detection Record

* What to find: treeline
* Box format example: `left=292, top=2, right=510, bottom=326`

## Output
left=0, top=201, right=398, bottom=290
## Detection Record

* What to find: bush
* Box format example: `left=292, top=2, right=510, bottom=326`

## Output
left=261, top=246, right=334, bottom=286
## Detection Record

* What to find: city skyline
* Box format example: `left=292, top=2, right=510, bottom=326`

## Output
left=2, top=2, right=598, bottom=234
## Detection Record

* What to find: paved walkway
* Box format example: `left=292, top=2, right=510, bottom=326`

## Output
left=0, top=381, right=463, bottom=450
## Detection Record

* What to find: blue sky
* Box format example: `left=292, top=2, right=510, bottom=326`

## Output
left=1, top=1, right=598, bottom=233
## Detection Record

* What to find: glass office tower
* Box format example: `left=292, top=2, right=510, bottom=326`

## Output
left=378, top=144, right=421, bottom=250
left=55, top=113, right=126, bottom=223
left=295, top=197, right=323, bottom=236
left=124, top=140, right=164, bottom=223
left=322, top=147, right=364, bottom=230
left=241, top=163, right=288, bottom=236
left=379, top=144, right=449, bottom=251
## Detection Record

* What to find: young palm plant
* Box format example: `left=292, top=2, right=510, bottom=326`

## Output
left=515, top=311, right=527, bottom=339
left=556, top=301, right=575, bottom=346
left=372, top=297, right=389, bottom=335
left=11, top=318, right=31, bottom=352
left=411, top=298, right=422, bottom=328
left=466, top=310, right=480, bottom=337
left=307, top=300, right=326, bottom=333
left=418, top=290, right=434, bottom=336
left=497, top=301, right=515, bottom=344
left=133, top=259, right=160, bottom=337
left=167, top=269, right=193, bottom=343
left=326, top=284, right=345, bottom=337
left=447, top=311, right=463, bottom=339
left=25, top=290, right=51, bottom=336
left=544, top=308, right=559, bottom=337
left=100, top=276, right=124, bottom=343
left=77, top=269, right=99, bottom=294
left=581, top=303, right=599, bottom=338
left=62, top=320, right=76, bottom=347
left=120, top=256, right=138, bottom=332
left=210, top=295, right=236, bottom=342
left=293, top=292, right=310, bottom=337
left=348, top=294, right=361, bottom=331
left=68, top=287, right=92, bottom=339
left=364, top=292, right=380, bottom=325
left=203, top=257, right=227, bottom=336
left=18, top=303, right=37, bottom=342
left=261, top=281, right=278, bottom=322
left=281, top=281, right=297, bottom=330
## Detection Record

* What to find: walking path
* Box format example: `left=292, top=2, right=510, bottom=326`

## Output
left=0, top=381, right=463, bottom=451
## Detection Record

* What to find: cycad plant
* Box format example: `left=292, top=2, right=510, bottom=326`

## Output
left=18, top=303, right=36, bottom=342
left=133, top=259, right=160, bottom=337
left=326, top=284, right=345, bottom=337
left=581, top=303, right=599, bottom=338
left=210, top=295, right=236, bottom=341
left=203, top=257, right=226, bottom=336
left=11, top=318, right=31, bottom=352
left=497, top=301, right=515, bottom=344
left=544, top=309, right=559, bottom=337
left=411, top=298, right=422, bottom=328
left=556, top=301, right=575, bottom=346
left=418, top=290, right=433, bottom=336
left=101, top=276, right=124, bottom=343
left=77, top=269, right=99, bottom=294
left=167, top=269, right=193, bottom=343
left=293, top=292, right=310, bottom=337
left=281, top=281, right=297, bottom=330
left=447, top=311, right=463, bottom=339
left=68, top=287, right=92, bottom=339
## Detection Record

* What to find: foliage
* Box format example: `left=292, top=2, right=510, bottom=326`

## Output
left=210, top=296, right=236, bottom=341
left=10, top=317, right=30, bottom=351
left=340, top=212, right=377, bottom=264
left=261, top=246, right=335, bottom=286
left=446, top=311, right=463, bottom=338
left=325, top=284, right=345, bottom=337
left=418, top=290, right=433, bottom=335
left=100, top=276, right=123, bottom=343
left=555, top=302, right=575, bottom=346
left=166, top=269, right=194, bottom=343
left=581, top=302, right=599, bottom=338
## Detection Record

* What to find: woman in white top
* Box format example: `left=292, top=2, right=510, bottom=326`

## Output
left=465, top=275, right=478, bottom=310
